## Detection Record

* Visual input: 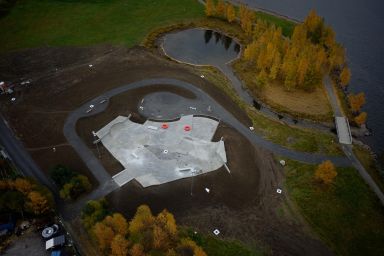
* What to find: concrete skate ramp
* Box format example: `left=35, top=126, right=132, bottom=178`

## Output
left=95, top=115, right=227, bottom=187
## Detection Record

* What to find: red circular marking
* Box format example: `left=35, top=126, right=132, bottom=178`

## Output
left=184, top=125, right=191, bottom=131
left=161, top=123, right=169, bottom=129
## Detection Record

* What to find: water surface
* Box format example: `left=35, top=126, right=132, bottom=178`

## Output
left=238, top=0, right=384, bottom=154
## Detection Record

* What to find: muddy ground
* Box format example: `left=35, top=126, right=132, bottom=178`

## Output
left=0, top=46, right=331, bottom=255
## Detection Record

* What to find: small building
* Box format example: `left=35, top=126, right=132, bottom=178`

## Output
left=46, top=235, right=65, bottom=250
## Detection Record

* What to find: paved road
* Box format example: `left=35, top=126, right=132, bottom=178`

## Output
left=323, top=77, right=384, bottom=204
left=0, top=115, right=57, bottom=192
left=64, top=78, right=351, bottom=169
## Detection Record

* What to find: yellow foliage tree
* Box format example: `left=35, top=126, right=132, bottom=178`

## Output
left=205, top=0, right=215, bottom=17
left=354, top=112, right=367, bottom=126
left=226, top=3, right=236, bottom=23
left=26, top=191, right=50, bottom=215
left=348, top=92, right=366, bottom=112
left=129, top=204, right=154, bottom=235
left=93, top=222, right=115, bottom=252
left=315, top=160, right=337, bottom=185
left=239, top=5, right=254, bottom=35
left=13, top=178, right=33, bottom=195
left=130, top=244, right=145, bottom=256
left=104, top=213, right=129, bottom=237
left=340, top=66, right=351, bottom=87
left=110, top=234, right=129, bottom=256
left=216, top=0, right=227, bottom=19
left=152, top=225, right=169, bottom=250
left=156, top=210, right=177, bottom=237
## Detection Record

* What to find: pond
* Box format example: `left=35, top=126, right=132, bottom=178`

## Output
left=162, top=28, right=240, bottom=66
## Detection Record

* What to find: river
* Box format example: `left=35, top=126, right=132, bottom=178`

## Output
left=236, top=0, right=384, bottom=155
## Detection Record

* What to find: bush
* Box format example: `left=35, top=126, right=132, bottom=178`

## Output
left=50, top=164, right=91, bottom=200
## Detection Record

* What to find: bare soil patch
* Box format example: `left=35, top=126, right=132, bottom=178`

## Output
left=0, top=45, right=331, bottom=255
left=0, top=45, right=249, bottom=185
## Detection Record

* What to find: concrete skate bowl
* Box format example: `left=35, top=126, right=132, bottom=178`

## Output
left=72, top=78, right=318, bottom=255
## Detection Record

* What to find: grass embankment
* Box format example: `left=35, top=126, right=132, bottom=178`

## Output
left=254, top=10, right=295, bottom=37
left=285, top=159, right=384, bottom=256
left=353, top=145, right=384, bottom=192
left=191, top=65, right=342, bottom=155
left=185, top=229, right=263, bottom=256
left=0, top=0, right=204, bottom=53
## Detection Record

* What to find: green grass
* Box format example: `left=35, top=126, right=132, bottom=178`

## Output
left=285, top=159, right=384, bottom=256
left=0, top=0, right=204, bottom=53
left=353, top=145, right=384, bottom=192
left=185, top=228, right=264, bottom=256
left=255, top=11, right=295, bottom=37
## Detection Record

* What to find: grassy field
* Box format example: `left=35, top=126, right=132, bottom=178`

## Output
left=255, top=11, right=295, bottom=37
left=353, top=145, right=384, bottom=192
left=186, top=228, right=264, bottom=256
left=285, top=160, right=384, bottom=256
left=0, top=0, right=204, bottom=53
left=0, top=0, right=297, bottom=53
left=191, top=65, right=342, bottom=155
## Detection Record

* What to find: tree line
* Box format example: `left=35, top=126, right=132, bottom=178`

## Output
left=205, top=1, right=367, bottom=126
left=82, top=200, right=206, bottom=256
left=0, top=177, right=54, bottom=217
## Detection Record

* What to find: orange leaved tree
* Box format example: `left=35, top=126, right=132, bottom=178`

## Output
left=315, top=160, right=337, bottom=185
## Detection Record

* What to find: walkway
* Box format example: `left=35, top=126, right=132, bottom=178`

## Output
left=64, top=78, right=351, bottom=173
left=323, top=77, right=384, bottom=204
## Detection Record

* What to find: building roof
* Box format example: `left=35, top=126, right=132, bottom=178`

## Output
left=46, top=235, right=65, bottom=250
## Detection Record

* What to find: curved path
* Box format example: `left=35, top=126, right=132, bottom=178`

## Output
left=64, top=78, right=351, bottom=192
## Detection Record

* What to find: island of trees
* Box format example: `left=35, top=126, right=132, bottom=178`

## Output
left=205, top=0, right=367, bottom=126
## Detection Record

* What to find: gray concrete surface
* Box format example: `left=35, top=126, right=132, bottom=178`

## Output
left=335, top=116, right=352, bottom=144
left=3, top=230, right=49, bottom=256
left=96, top=115, right=226, bottom=187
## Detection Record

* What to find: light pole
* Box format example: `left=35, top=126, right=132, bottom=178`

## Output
left=92, top=131, right=101, bottom=159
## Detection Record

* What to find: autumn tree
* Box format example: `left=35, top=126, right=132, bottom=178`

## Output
left=104, top=213, right=129, bottom=237
left=348, top=92, right=366, bottom=112
left=130, top=244, right=145, bottom=256
left=315, top=160, right=337, bottom=185
left=216, top=0, right=227, bottom=19
left=340, top=66, right=351, bottom=87
left=354, top=112, right=367, bottom=126
left=26, top=191, right=50, bottom=215
left=94, top=222, right=115, bottom=252
left=13, top=178, right=33, bottom=195
left=205, top=0, right=215, bottom=17
left=239, top=5, right=254, bottom=35
left=129, top=204, right=154, bottom=235
left=110, top=234, right=129, bottom=256
left=226, top=3, right=236, bottom=23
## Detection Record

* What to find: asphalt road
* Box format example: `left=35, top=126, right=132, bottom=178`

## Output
left=0, top=114, right=57, bottom=192
left=64, top=78, right=352, bottom=169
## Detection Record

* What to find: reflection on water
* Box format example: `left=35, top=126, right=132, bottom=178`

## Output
left=163, top=28, right=240, bottom=66
left=204, top=30, right=212, bottom=43
left=204, top=30, right=234, bottom=51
